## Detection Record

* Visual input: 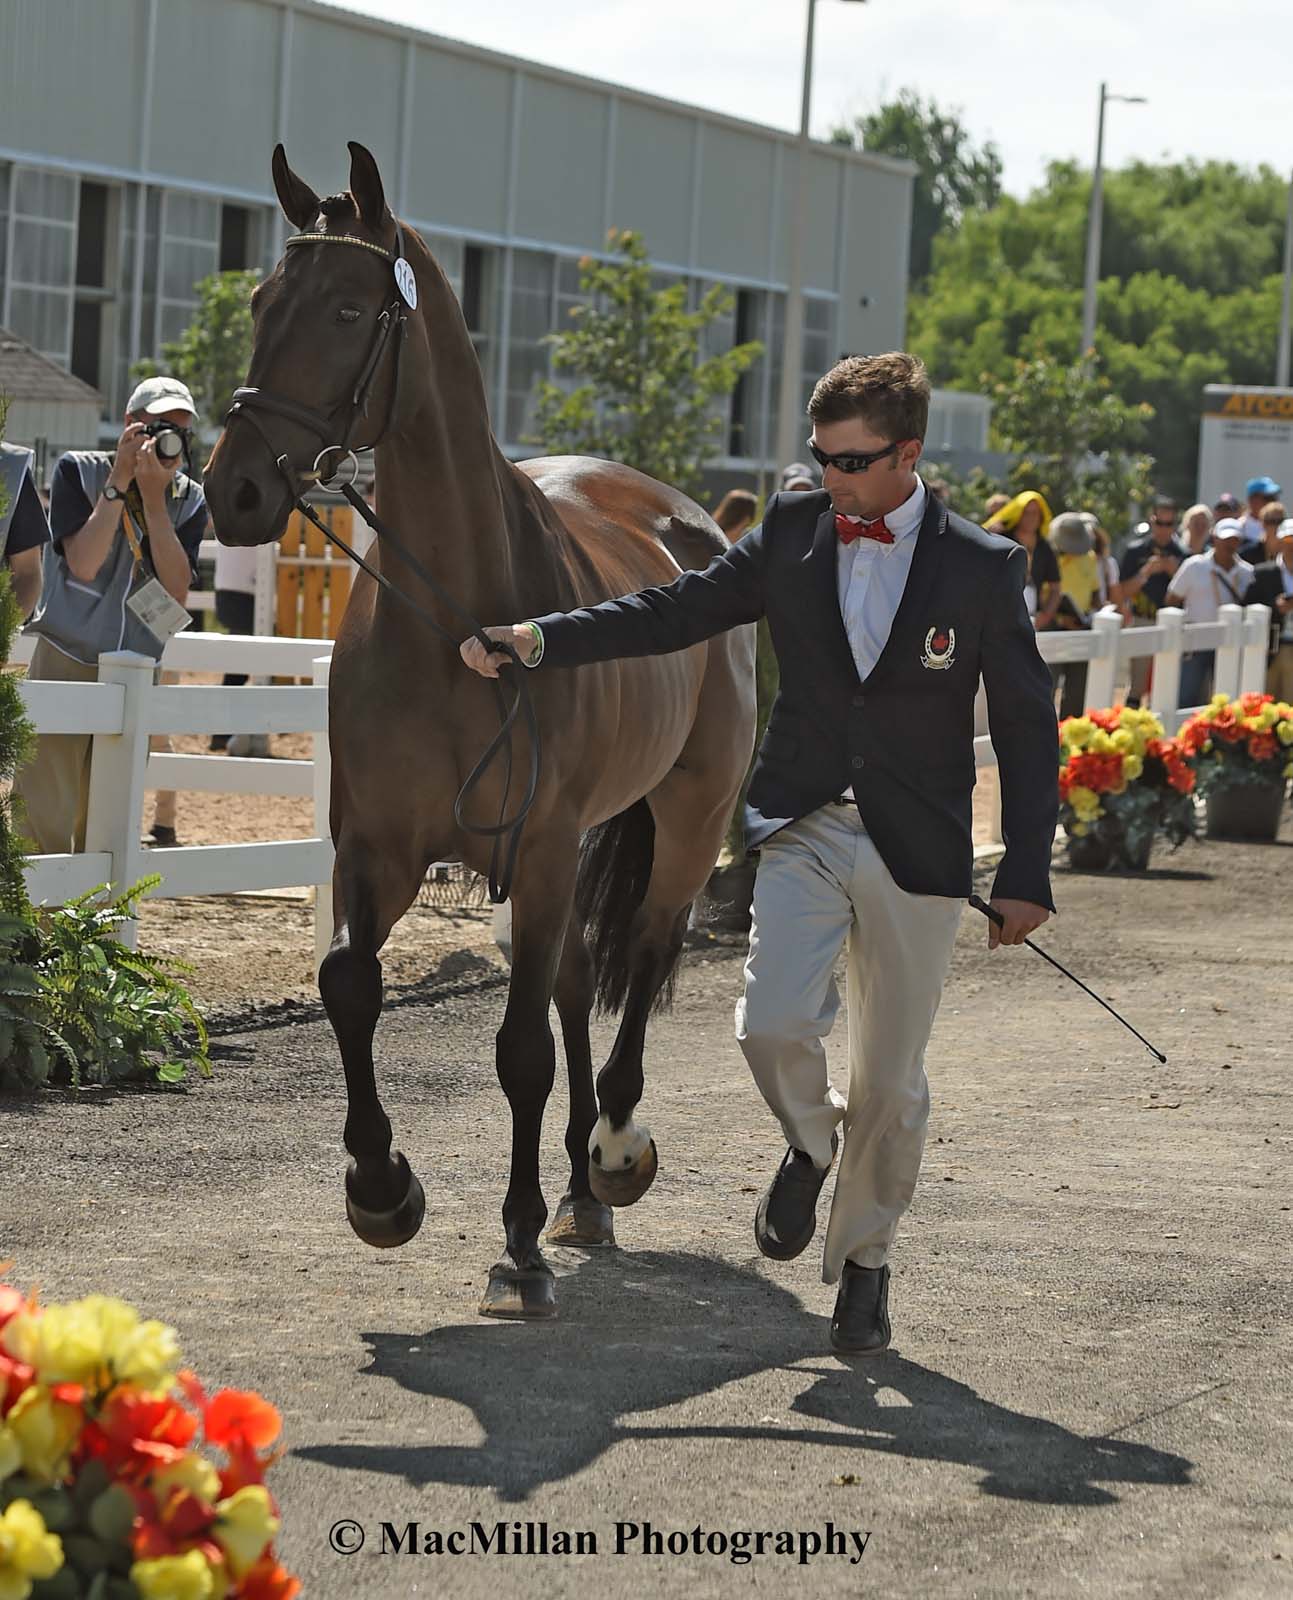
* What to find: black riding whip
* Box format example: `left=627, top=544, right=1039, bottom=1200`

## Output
left=968, top=895, right=1167, bottom=1063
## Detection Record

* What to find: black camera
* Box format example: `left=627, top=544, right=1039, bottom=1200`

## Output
left=142, top=421, right=191, bottom=466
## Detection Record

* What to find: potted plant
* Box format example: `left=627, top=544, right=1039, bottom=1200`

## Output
left=1177, top=692, right=1293, bottom=840
left=1058, top=706, right=1197, bottom=872
left=0, top=1275, right=299, bottom=1598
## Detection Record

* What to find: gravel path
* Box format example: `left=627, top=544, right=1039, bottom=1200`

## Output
left=4, top=828, right=1290, bottom=1598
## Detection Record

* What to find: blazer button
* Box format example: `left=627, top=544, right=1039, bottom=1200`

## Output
left=852, top=693, right=866, bottom=709
left=850, top=755, right=864, bottom=771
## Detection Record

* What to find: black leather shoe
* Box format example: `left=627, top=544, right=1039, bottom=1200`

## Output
left=754, top=1133, right=837, bottom=1260
left=830, top=1261, right=891, bottom=1356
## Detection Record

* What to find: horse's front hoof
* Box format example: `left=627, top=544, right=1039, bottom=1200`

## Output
left=345, top=1152, right=426, bottom=1248
left=478, top=1259, right=557, bottom=1319
left=588, top=1138, right=658, bottom=1208
left=545, top=1194, right=616, bottom=1247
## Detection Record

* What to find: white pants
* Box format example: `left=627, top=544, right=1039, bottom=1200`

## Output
left=735, top=803, right=962, bottom=1283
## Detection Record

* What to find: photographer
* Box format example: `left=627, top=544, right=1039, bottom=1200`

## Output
left=1119, top=495, right=1187, bottom=705
left=15, top=377, right=207, bottom=855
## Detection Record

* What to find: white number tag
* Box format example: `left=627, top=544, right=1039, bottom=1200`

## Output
left=394, top=257, right=417, bottom=309
left=127, top=577, right=192, bottom=645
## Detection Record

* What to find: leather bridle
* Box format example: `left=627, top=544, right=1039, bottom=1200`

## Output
left=227, top=222, right=410, bottom=493
left=222, top=220, right=539, bottom=904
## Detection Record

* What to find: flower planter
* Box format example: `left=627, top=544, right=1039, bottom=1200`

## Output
left=1064, top=832, right=1112, bottom=872
left=1204, top=780, right=1286, bottom=841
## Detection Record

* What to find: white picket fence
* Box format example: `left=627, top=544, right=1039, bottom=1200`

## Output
left=9, top=602, right=1275, bottom=968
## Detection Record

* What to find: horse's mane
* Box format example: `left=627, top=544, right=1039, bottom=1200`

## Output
left=319, top=193, right=358, bottom=219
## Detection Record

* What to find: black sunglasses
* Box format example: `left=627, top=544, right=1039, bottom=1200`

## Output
left=808, top=438, right=904, bottom=475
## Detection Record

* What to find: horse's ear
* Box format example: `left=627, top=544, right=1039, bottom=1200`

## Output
left=347, top=141, right=388, bottom=230
left=272, top=145, right=320, bottom=230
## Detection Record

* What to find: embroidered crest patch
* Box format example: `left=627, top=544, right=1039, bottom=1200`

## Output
left=921, top=626, right=956, bottom=670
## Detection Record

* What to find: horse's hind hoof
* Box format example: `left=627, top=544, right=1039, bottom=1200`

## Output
left=478, top=1259, right=557, bottom=1319
left=345, top=1152, right=426, bottom=1248
left=588, top=1138, right=658, bottom=1208
left=546, top=1194, right=616, bottom=1248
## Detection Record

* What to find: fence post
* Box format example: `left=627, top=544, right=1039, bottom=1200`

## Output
left=84, top=652, right=155, bottom=950
left=1150, top=607, right=1184, bottom=727
left=1087, top=610, right=1123, bottom=711
left=1214, top=603, right=1245, bottom=702
left=1239, top=603, right=1272, bottom=695
left=312, top=656, right=333, bottom=974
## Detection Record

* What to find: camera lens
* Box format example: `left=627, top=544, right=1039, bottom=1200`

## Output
left=154, top=428, right=184, bottom=460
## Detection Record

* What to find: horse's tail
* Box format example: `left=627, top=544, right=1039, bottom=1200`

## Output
left=575, top=799, right=675, bottom=1016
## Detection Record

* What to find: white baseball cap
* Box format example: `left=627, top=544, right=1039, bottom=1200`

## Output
left=126, top=375, right=198, bottom=421
left=1212, top=518, right=1244, bottom=542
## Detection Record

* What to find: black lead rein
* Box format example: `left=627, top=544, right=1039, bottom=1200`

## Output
left=288, top=481, right=540, bottom=906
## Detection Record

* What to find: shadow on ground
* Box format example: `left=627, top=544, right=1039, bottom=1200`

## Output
left=297, top=1250, right=1191, bottom=1507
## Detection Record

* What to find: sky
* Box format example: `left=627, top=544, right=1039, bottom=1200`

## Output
left=338, top=0, right=1293, bottom=197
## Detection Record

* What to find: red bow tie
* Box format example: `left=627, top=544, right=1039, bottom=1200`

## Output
left=836, top=513, right=894, bottom=546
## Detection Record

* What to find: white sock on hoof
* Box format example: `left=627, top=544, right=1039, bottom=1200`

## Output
left=590, top=1112, right=651, bottom=1170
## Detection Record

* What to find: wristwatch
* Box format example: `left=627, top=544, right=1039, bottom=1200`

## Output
left=102, top=483, right=125, bottom=503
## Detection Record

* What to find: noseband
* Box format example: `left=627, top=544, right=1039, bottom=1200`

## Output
left=223, top=219, right=538, bottom=904
left=227, top=221, right=411, bottom=491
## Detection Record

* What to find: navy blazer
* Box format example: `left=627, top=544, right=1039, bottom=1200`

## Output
left=531, top=488, right=1058, bottom=909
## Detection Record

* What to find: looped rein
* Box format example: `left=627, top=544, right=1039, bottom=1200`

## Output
left=225, top=220, right=540, bottom=903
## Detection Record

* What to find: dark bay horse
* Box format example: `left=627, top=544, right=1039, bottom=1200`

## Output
left=204, top=143, right=756, bottom=1319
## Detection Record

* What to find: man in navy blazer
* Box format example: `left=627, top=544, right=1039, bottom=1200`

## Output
left=463, top=352, right=1058, bottom=1356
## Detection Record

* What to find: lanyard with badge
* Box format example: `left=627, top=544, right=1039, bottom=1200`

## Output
left=120, top=497, right=193, bottom=645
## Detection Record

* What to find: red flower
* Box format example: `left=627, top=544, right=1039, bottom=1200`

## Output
left=1239, top=691, right=1271, bottom=715
left=1248, top=732, right=1279, bottom=762
left=82, top=1388, right=199, bottom=1479
left=0, top=1352, right=34, bottom=1416
left=205, top=1390, right=282, bottom=1454
left=240, top=1555, right=303, bottom=1600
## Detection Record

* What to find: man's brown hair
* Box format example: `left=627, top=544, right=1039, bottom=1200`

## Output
left=712, top=488, right=758, bottom=534
left=808, top=352, right=931, bottom=442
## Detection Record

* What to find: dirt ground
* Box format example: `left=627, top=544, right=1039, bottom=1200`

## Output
left=5, top=813, right=1291, bottom=1599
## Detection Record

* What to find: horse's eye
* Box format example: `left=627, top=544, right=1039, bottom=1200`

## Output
left=338, top=307, right=362, bottom=325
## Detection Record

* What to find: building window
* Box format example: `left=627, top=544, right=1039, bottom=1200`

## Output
left=219, top=204, right=253, bottom=272
left=728, top=286, right=769, bottom=461
left=157, top=190, right=220, bottom=348
left=504, top=249, right=555, bottom=445
left=4, top=166, right=78, bottom=366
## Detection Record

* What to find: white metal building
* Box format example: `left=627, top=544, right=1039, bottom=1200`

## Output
left=0, top=0, right=915, bottom=487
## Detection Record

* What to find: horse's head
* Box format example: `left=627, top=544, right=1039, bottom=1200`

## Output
left=206, top=142, right=426, bottom=546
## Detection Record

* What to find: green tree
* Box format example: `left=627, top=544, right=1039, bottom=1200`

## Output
left=985, top=352, right=1155, bottom=534
left=531, top=230, right=762, bottom=495
left=908, top=159, right=1290, bottom=506
left=134, top=269, right=260, bottom=431
left=832, top=90, right=1003, bottom=285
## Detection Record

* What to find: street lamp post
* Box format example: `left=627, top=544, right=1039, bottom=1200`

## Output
left=1277, top=169, right=1293, bottom=389
left=774, top=0, right=866, bottom=475
left=1080, top=82, right=1146, bottom=363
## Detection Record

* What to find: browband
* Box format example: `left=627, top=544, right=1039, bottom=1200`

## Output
left=285, top=232, right=396, bottom=262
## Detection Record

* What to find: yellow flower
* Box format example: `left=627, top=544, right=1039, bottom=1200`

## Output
left=212, top=1486, right=279, bottom=1579
left=151, top=1452, right=221, bottom=1506
left=1285, top=761, right=1293, bottom=778
left=3, top=1298, right=179, bottom=1393
left=5, top=1390, right=81, bottom=1485
left=1063, top=716, right=1095, bottom=750
left=1069, top=822, right=1088, bottom=837
left=130, top=1550, right=217, bottom=1600
left=0, top=1499, right=64, bottom=1600
left=1122, top=753, right=1144, bottom=781
left=1091, top=730, right=1115, bottom=755
left=1068, top=785, right=1102, bottom=822
left=1277, top=720, right=1293, bottom=746
left=1210, top=692, right=1229, bottom=707
left=0, top=1426, right=20, bottom=1482
left=1111, top=728, right=1135, bottom=753
left=1258, top=703, right=1279, bottom=730
left=1203, top=739, right=1214, bottom=753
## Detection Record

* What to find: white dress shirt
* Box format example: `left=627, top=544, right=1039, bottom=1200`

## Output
left=836, top=477, right=927, bottom=682
left=1169, top=551, right=1253, bottom=625
left=836, top=478, right=926, bottom=803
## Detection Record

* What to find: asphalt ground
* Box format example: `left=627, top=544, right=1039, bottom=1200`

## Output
left=3, top=831, right=1290, bottom=1598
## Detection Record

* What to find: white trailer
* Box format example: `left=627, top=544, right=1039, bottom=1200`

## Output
left=1197, top=384, right=1293, bottom=505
